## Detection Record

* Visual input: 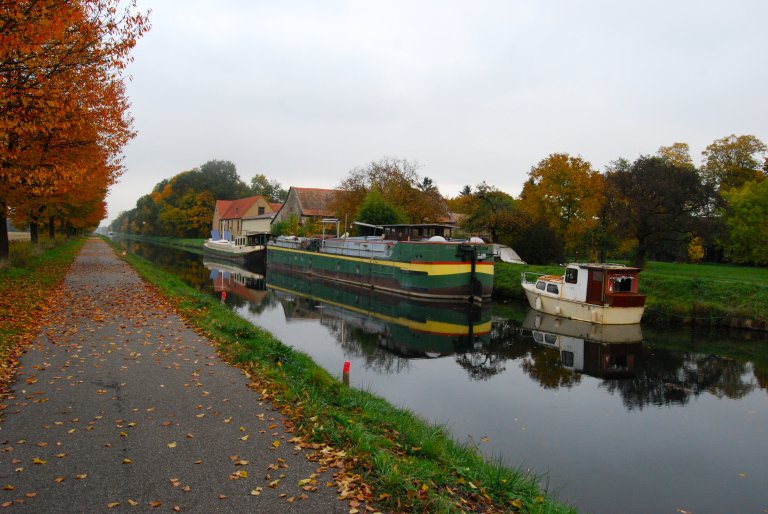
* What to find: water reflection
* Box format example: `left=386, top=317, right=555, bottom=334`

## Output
left=266, top=269, right=492, bottom=373
left=521, top=310, right=642, bottom=379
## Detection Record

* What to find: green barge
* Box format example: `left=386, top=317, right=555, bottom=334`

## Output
left=266, top=224, right=495, bottom=302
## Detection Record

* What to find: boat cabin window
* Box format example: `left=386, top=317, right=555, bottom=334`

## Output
left=546, top=283, right=559, bottom=294
left=565, top=268, right=578, bottom=284
left=536, top=281, right=546, bottom=291
left=610, top=276, right=634, bottom=293
left=544, top=334, right=557, bottom=345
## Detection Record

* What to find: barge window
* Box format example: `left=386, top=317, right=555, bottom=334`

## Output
left=561, top=351, right=575, bottom=367
left=546, top=283, right=559, bottom=294
left=565, top=268, right=578, bottom=284
left=536, top=281, right=546, bottom=291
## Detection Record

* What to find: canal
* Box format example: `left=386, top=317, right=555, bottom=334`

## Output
left=118, top=238, right=768, bottom=514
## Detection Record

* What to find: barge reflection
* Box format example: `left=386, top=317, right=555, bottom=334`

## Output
left=266, top=269, right=492, bottom=358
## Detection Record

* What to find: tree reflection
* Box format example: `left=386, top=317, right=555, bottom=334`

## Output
left=601, top=349, right=755, bottom=409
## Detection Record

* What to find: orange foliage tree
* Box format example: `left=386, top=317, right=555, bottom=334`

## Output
left=0, top=0, right=149, bottom=257
left=518, top=153, right=605, bottom=259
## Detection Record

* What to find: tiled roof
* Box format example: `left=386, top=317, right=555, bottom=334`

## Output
left=294, top=188, right=336, bottom=216
left=218, top=195, right=265, bottom=220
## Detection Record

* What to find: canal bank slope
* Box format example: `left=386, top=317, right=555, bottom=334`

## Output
left=0, top=238, right=353, bottom=512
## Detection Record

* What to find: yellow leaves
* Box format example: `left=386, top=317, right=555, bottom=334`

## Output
left=229, top=470, right=248, bottom=480
left=76, top=474, right=87, bottom=480
left=512, top=498, right=524, bottom=509
left=122, top=458, right=132, bottom=464
left=106, top=502, right=121, bottom=508
left=2, top=485, right=14, bottom=491
left=32, top=457, right=46, bottom=465
left=127, top=499, right=139, bottom=506
left=268, top=479, right=280, bottom=488
left=271, top=440, right=280, bottom=448
left=240, top=434, right=250, bottom=441
left=167, top=442, right=177, bottom=448
left=250, top=487, right=262, bottom=496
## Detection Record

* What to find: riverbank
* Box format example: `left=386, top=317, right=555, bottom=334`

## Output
left=494, top=261, right=768, bottom=331
left=5, top=237, right=572, bottom=513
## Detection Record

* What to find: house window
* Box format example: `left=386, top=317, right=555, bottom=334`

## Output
left=258, top=207, right=265, bottom=215
left=565, top=268, right=578, bottom=284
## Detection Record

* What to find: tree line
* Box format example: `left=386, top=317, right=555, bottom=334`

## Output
left=0, top=0, right=149, bottom=258
left=112, top=134, right=766, bottom=267
left=109, top=160, right=286, bottom=237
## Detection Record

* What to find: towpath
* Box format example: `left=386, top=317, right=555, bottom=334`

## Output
left=0, top=238, right=351, bottom=513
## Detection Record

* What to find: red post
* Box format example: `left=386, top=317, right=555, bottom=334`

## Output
left=343, top=360, right=350, bottom=386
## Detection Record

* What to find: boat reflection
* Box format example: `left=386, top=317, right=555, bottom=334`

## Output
left=266, top=269, right=492, bottom=357
left=521, top=310, right=643, bottom=378
left=203, top=256, right=267, bottom=304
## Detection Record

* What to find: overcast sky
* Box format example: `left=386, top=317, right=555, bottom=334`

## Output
left=105, top=0, right=767, bottom=224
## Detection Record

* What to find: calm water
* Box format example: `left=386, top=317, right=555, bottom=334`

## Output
left=118, top=238, right=768, bottom=514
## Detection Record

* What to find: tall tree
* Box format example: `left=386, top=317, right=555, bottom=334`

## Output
left=332, top=157, right=448, bottom=227
left=701, top=134, right=767, bottom=193
left=518, top=153, right=605, bottom=259
left=607, top=156, right=708, bottom=267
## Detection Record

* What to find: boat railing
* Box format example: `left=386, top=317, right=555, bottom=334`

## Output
left=521, top=271, right=546, bottom=284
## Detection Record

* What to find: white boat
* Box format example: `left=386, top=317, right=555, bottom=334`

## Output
left=203, top=230, right=268, bottom=267
left=521, top=263, right=646, bottom=325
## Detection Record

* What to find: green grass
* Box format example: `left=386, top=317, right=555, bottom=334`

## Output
left=493, top=261, right=768, bottom=330
left=111, top=238, right=575, bottom=514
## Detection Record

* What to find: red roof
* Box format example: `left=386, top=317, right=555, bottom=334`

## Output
left=217, top=195, right=265, bottom=220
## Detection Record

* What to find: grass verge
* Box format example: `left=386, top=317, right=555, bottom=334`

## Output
left=112, top=239, right=575, bottom=513
left=0, top=237, right=85, bottom=392
left=493, top=261, right=768, bottom=330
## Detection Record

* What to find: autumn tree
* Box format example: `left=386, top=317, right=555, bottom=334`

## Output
left=606, top=156, right=708, bottom=267
left=701, top=134, right=767, bottom=197
left=331, top=157, right=448, bottom=228
left=0, top=0, right=149, bottom=258
left=518, top=153, right=605, bottom=259
left=657, top=142, right=695, bottom=169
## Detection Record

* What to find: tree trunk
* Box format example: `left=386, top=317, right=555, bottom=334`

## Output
left=30, top=216, right=39, bottom=244
left=0, top=199, right=9, bottom=260
left=49, top=216, right=55, bottom=240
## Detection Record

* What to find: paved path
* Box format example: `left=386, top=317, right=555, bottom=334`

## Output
left=0, top=238, right=350, bottom=513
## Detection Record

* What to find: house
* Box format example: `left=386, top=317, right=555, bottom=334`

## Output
left=271, top=187, right=337, bottom=228
left=212, top=195, right=276, bottom=239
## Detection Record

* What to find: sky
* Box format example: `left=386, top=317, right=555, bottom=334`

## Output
left=104, top=0, right=767, bottom=224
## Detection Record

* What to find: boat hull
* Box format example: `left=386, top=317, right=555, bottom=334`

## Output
left=267, top=240, right=494, bottom=301
left=203, top=241, right=265, bottom=267
left=522, top=283, right=644, bottom=324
